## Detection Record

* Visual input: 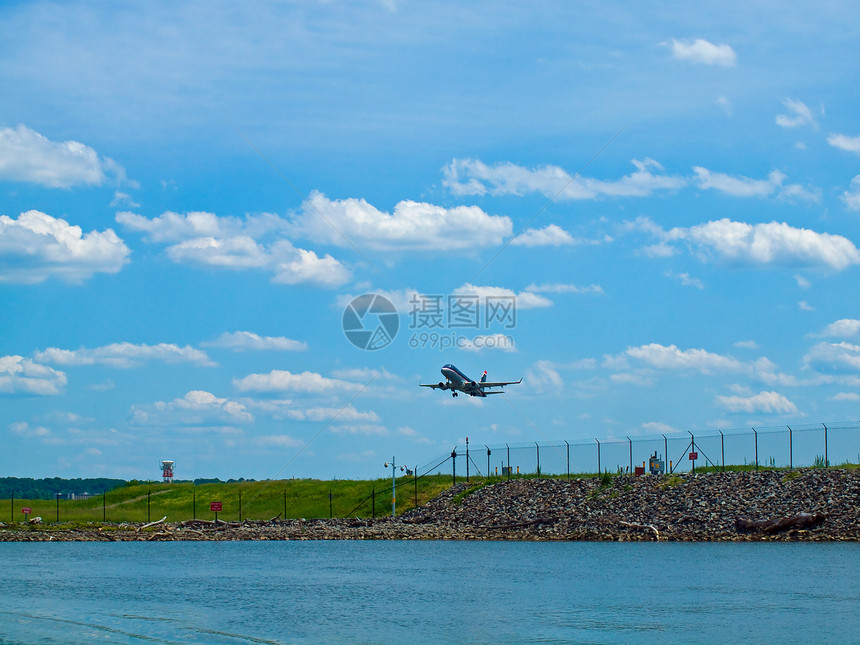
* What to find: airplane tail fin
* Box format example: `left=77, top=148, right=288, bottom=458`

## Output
left=480, top=371, right=487, bottom=383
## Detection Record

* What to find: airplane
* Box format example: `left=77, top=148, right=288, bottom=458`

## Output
left=420, top=364, right=522, bottom=398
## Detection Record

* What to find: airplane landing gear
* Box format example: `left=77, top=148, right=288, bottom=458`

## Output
left=452, top=392, right=458, bottom=397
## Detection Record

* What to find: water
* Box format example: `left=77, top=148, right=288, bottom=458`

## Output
left=0, top=541, right=857, bottom=644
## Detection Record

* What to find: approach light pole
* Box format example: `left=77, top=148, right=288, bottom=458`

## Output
left=384, top=457, right=404, bottom=517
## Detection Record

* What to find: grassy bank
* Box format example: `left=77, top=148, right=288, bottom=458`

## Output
left=2, top=476, right=452, bottom=525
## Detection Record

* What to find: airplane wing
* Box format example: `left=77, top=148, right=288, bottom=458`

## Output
left=419, top=383, right=445, bottom=389
left=480, top=379, right=522, bottom=388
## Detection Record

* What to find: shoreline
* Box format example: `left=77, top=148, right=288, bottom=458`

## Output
left=1, top=469, right=857, bottom=542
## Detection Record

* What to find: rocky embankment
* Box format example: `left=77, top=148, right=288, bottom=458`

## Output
left=2, top=469, right=858, bottom=542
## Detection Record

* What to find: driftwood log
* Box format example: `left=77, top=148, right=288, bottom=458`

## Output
left=138, top=516, right=167, bottom=531
left=735, top=513, right=827, bottom=534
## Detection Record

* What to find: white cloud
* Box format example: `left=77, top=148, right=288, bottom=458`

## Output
left=35, top=342, right=214, bottom=368
left=607, top=343, right=745, bottom=374
left=460, top=334, right=516, bottom=352
left=525, top=360, right=564, bottom=391
left=130, top=390, right=253, bottom=427
left=734, top=340, right=759, bottom=349
left=293, top=190, right=511, bottom=251
left=775, top=99, right=817, bottom=129
left=117, top=210, right=350, bottom=287
left=253, top=435, right=304, bottom=449
left=0, top=356, right=67, bottom=396
left=0, top=124, right=128, bottom=188
left=794, top=275, right=811, bottom=288
left=827, top=133, right=860, bottom=154
left=798, top=300, right=814, bottom=311
left=665, top=271, right=704, bottom=289
left=453, top=283, right=552, bottom=309
left=715, top=391, right=798, bottom=414
left=804, top=341, right=860, bottom=373
left=831, top=392, right=860, bottom=401
left=203, top=331, right=307, bottom=352
left=10, top=421, right=52, bottom=439
left=443, top=157, right=685, bottom=200
left=692, top=167, right=816, bottom=201
left=233, top=369, right=362, bottom=393
left=817, top=319, right=860, bottom=338
left=525, top=283, right=604, bottom=295
left=0, top=210, right=130, bottom=284
left=839, top=176, right=860, bottom=210
left=670, top=39, right=737, bottom=67
left=663, top=219, right=860, bottom=270
left=287, top=406, right=379, bottom=423
left=510, top=224, right=575, bottom=247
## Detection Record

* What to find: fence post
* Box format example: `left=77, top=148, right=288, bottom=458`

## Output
left=787, top=425, right=792, bottom=469
left=719, top=430, right=724, bottom=472
left=451, top=448, right=457, bottom=486
left=752, top=428, right=758, bottom=471
left=689, top=431, right=695, bottom=475
left=486, top=447, right=491, bottom=481
left=466, top=438, right=470, bottom=483
left=662, top=434, right=667, bottom=473
left=596, top=439, right=601, bottom=474
left=627, top=436, right=632, bottom=473
left=565, top=440, right=570, bottom=480
left=535, top=442, right=540, bottom=478
left=506, top=444, right=510, bottom=480
left=823, top=423, right=828, bottom=466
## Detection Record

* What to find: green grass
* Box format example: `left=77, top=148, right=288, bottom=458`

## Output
left=0, top=476, right=451, bottom=525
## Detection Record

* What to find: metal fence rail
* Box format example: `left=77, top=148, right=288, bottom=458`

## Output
left=438, top=421, right=859, bottom=480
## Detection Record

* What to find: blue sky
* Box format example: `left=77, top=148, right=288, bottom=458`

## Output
left=1, top=1, right=860, bottom=481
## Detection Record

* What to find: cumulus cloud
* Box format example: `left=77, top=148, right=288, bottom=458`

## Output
left=203, top=331, right=307, bottom=352
left=0, top=356, right=67, bottom=395
left=827, top=133, right=860, bottom=154
left=35, top=342, right=214, bottom=368
left=459, top=334, right=516, bottom=352
left=130, top=390, right=253, bottom=427
left=775, top=99, right=818, bottom=129
left=670, top=38, right=737, bottom=67
left=839, top=176, right=860, bottom=210
left=634, top=217, right=860, bottom=270
left=292, top=191, right=511, bottom=251
left=233, top=369, right=362, bottom=393
left=803, top=341, right=860, bottom=373
left=816, top=319, right=860, bottom=338
left=605, top=343, right=745, bottom=374
left=0, top=210, right=130, bottom=284
left=692, top=167, right=816, bottom=201
left=0, top=124, right=129, bottom=188
left=715, top=391, right=798, bottom=414
left=253, top=435, right=304, bottom=449
left=453, top=283, right=552, bottom=309
left=117, top=210, right=349, bottom=286
left=443, top=158, right=685, bottom=200
left=525, top=283, right=604, bottom=295
left=510, top=224, right=575, bottom=247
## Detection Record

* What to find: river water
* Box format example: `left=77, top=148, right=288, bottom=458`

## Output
left=0, top=541, right=856, bottom=644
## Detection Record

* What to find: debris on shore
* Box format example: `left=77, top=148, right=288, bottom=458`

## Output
left=1, top=469, right=857, bottom=542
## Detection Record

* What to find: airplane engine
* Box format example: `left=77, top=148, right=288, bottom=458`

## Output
left=469, top=381, right=477, bottom=387
left=438, top=382, right=447, bottom=390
